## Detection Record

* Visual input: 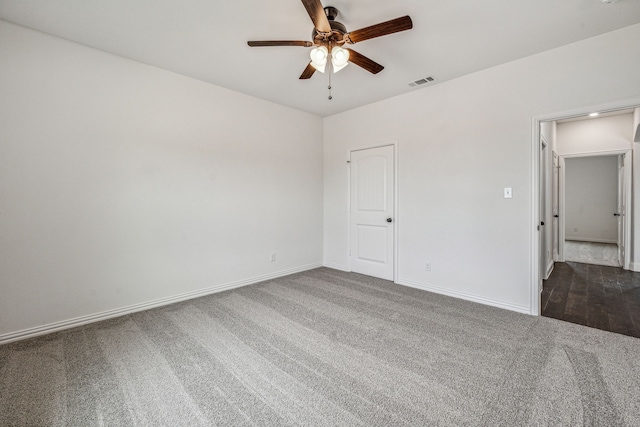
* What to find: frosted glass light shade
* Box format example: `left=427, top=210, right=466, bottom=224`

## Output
left=331, top=46, right=349, bottom=73
left=310, top=46, right=328, bottom=73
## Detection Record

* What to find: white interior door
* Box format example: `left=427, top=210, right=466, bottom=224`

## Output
left=349, top=145, right=394, bottom=280
left=539, top=140, right=547, bottom=287
left=617, top=154, right=626, bottom=267
left=552, top=151, right=560, bottom=261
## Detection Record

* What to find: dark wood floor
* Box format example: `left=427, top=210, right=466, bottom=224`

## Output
left=542, top=262, right=640, bottom=338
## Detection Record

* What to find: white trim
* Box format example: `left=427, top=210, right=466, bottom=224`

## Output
left=531, top=96, right=640, bottom=316
left=561, top=149, right=631, bottom=158
left=397, top=278, right=530, bottom=315
left=322, top=262, right=350, bottom=272
left=558, top=156, right=566, bottom=262
left=565, top=237, right=618, bottom=244
left=393, top=142, right=399, bottom=284
left=531, top=116, right=541, bottom=316
left=0, top=263, right=322, bottom=345
left=631, top=262, right=640, bottom=272
left=622, top=151, right=632, bottom=270
left=551, top=150, right=562, bottom=263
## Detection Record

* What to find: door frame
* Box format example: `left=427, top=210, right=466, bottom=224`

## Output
left=531, top=97, right=640, bottom=316
left=558, top=150, right=631, bottom=269
left=347, top=140, right=399, bottom=282
left=552, top=151, right=561, bottom=263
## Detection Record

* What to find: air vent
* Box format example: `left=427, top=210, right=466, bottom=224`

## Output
left=408, top=76, right=435, bottom=87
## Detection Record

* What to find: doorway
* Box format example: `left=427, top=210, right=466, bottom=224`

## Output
left=542, top=150, right=636, bottom=337
left=349, top=144, right=395, bottom=281
left=530, top=103, right=640, bottom=315
left=535, top=105, right=639, bottom=335
left=560, top=153, right=629, bottom=268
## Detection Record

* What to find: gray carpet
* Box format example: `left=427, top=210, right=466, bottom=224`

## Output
left=1, top=268, right=639, bottom=426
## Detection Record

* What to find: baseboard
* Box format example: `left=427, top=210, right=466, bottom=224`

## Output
left=322, top=261, right=350, bottom=272
left=0, top=263, right=322, bottom=346
left=396, top=278, right=531, bottom=315
left=565, top=238, right=617, bottom=244
left=631, top=262, right=640, bottom=272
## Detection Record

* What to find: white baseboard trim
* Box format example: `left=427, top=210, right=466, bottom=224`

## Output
left=322, top=262, right=350, bottom=272
left=396, top=278, right=531, bottom=315
left=565, top=238, right=617, bottom=244
left=631, top=262, right=640, bottom=272
left=0, top=263, right=322, bottom=346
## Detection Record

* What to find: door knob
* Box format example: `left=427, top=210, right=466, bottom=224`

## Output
left=386, top=218, right=393, bottom=223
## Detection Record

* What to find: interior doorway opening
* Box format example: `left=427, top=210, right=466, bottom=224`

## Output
left=534, top=103, right=640, bottom=336
left=531, top=99, right=640, bottom=315
left=560, top=152, right=628, bottom=268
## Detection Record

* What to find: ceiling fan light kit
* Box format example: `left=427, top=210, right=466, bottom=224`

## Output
left=248, top=0, right=413, bottom=88
left=310, top=45, right=328, bottom=72
left=331, top=46, right=349, bottom=72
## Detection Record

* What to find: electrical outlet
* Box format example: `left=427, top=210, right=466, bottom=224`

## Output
left=270, top=252, right=276, bottom=262
left=425, top=262, right=431, bottom=272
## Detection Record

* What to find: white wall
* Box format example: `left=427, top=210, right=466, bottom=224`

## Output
left=323, top=23, right=640, bottom=313
left=0, top=21, right=324, bottom=340
left=556, top=113, right=634, bottom=155
left=564, top=156, right=618, bottom=242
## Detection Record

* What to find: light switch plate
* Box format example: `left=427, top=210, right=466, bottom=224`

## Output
left=504, top=187, right=512, bottom=198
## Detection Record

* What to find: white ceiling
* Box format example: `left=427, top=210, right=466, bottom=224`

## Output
left=1, top=0, right=639, bottom=117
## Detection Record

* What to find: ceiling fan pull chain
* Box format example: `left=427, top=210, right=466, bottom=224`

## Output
left=328, top=68, right=333, bottom=100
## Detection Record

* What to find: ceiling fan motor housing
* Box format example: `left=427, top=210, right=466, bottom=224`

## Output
left=312, top=7, right=347, bottom=45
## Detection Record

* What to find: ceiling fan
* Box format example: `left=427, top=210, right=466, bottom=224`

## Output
left=247, top=0, right=413, bottom=79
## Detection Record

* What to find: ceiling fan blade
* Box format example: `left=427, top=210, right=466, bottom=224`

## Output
left=299, top=62, right=317, bottom=79
left=345, top=49, right=384, bottom=74
left=301, top=0, right=331, bottom=33
left=346, top=16, right=413, bottom=44
left=248, top=40, right=313, bottom=47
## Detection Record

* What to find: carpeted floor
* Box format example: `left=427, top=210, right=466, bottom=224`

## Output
left=1, top=267, right=639, bottom=426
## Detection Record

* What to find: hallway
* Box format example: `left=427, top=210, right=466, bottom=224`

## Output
left=542, top=262, right=640, bottom=338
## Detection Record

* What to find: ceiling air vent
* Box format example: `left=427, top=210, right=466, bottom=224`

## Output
left=408, top=76, right=435, bottom=87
